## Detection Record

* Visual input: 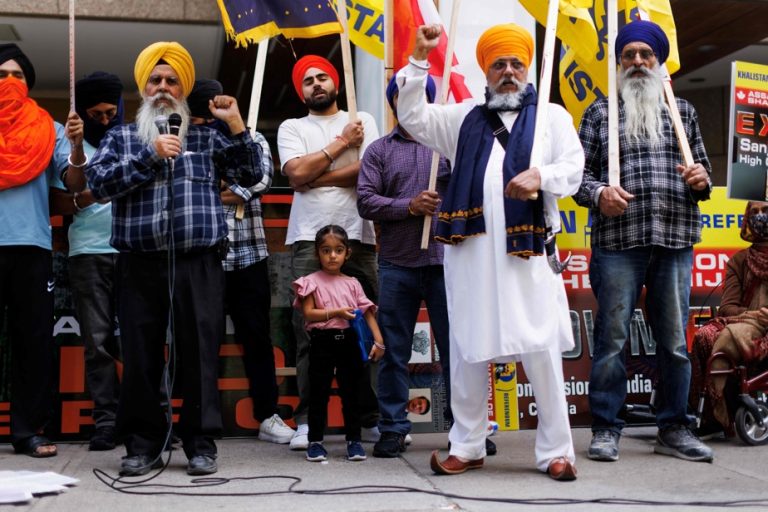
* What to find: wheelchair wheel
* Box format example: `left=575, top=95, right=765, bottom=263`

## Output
left=734, top=400, right=768, bottom=446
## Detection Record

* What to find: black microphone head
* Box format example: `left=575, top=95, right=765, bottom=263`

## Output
left=154, top=115, right=169, bottom=135
left=168, top=113, right=183, bottom=136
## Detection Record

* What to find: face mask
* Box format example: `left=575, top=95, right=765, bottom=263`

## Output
left=748, top=213, right=768, bottom=239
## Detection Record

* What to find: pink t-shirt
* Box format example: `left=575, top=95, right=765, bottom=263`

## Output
left=292, top=270, right=376, bottom=330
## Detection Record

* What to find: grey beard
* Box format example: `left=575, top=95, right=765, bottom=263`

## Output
left=486, top=77, right=527, bottom=111
left=619, top=65, right=666, bottom=146
left=135, top=93, right=191, bottom=146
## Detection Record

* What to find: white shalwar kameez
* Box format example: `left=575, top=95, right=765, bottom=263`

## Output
left=397, top=62, right=584, bottom=471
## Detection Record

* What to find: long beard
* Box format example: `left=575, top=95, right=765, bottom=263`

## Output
left=135, top=93, right=191, bottom=146
left=486, top=77, right=526, bottom=111
left=619, top=65, right=666, bottom=146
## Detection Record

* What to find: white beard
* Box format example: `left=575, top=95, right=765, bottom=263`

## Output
left=487, top=76, right=527, bottom=111
left=618, top=64, right=666, bottom=146
left=135, top=92, right=191, bottom=146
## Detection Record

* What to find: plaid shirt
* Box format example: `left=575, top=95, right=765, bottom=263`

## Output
left=87, top=124, right=262, bottom=252
left=574, top=97, right=712, bottom=250
left=222, top=132, right=273, bottom=271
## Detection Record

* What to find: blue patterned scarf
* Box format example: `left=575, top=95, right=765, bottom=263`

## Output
left=435, top=84, right=546, bottom=257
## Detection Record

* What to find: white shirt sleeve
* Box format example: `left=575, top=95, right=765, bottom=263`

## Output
left=276, top=118, right=305, bottom=175
left=395, top=62, right=470, bottom=164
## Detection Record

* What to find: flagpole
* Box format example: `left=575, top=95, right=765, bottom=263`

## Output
left=235, top=39, right=269, bottom=221
left=634, top=9, right=693, bottom=167
left=69, top=0, right=75, bottom=112
left=526, top=0, right=560, bottom=201
left=384, top=0, right=395, bottom=133
left=420, top=0, right=461, bottom=250
left=607, top=0, right=620, bottom=186
left=336, top=2, right=358, bottom=123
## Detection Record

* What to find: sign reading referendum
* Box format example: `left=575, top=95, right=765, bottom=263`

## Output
left=727, top=61, right=768, bottom=201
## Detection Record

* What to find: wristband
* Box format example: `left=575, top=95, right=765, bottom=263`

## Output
left=68, top=153, right=89, bottom=168
left=408, top=205, right=417, bottom=216
left=73, top=192, right=84, bottom=212
left=373, top=341, right=386, bottom=351
left=325, top=309, right=329, bottom=321
left=335, top=135, right=350, bottom=148
left=321, top=148, right=334, bottom=163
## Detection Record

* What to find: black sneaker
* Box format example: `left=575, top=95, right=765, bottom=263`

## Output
left=588, top=430, right=620, bottom=461
left=655, top=425, right=714, bottom=462
left=373, top=432, right=406, bottom=458
left=89, top=426, right=116, bottom=451
left=446, top=437, right=498, bottom=456
left=120, top=454, right=163, bottom=476
left=187, top=454, right=218, bottom=475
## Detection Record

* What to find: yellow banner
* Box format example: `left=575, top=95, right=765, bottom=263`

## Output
left=334, top=0, right=384, bottom=58
left=557, top=187, right=751, bottom=250
left=734, top=61, right=768, bottom=91
left=493, top=363, right=520, bottom=431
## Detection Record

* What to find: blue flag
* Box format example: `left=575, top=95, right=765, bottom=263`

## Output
left=217, top=0, right=342, bottom=47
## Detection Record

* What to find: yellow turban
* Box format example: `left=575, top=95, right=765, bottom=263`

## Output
left=476, top=24, right=534, bottom=74
left=134, top=42, right=195, bottom=97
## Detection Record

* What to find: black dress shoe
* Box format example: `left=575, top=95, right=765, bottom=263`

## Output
left=485, top=437, right=497, bottom=456
left=120, top=454, right=163, bottom=476
left=187, top=454, right=218, bottom=475
left=89, top=426, right=116, bottom=451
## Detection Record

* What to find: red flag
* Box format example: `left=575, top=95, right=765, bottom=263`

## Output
left=393, top=0, right=472, bottom=102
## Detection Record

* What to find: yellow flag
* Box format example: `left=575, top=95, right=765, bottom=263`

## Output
left=627, top=0, right=681, bottom=75
left=333, top=0, right=384, bottom=59
left=518, top=0, right=599, bottom=64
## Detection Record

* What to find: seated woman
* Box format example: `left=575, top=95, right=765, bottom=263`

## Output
left=690, top=201, right=768, bottom=436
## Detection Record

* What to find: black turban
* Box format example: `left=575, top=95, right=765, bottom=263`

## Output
left=0, top=43, right=36, bottom=89
left=75, top=71, right=123, bottom=110
left=75, top=71, right=124, bottom=148
left=188, top=79, right=223, bottom=119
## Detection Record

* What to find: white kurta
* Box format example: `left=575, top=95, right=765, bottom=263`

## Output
left=397, top=64, right=584, bottom=364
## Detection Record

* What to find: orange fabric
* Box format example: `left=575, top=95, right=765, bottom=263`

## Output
left=476, top=23, right=534, bottom=74
left=291, top=55, right=339, bottom=102
left=0, top=77, right=55, bottom=190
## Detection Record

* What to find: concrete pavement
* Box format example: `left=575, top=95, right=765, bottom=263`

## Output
left=3, top=427, right=768, bottom=511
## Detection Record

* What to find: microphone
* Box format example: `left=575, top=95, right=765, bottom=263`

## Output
left=168, top=113, right=182, bottom=137
left=154, top=115, right=169, bottom=135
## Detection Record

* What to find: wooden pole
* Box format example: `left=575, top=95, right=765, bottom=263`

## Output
left=69, top=0, right=75, bottom=111
left=384, top=0, right=395, bottom=133
left=336, top=1, right=358, bottom=122
left=634, top=9, right=694, bottom=167
left=526, top=0, right=560, bottom=201
left=607, top=0, right=620, bottom=186
left=234, top=39, right=269, bottom=221
left=420, top=0, right=461, bottom=250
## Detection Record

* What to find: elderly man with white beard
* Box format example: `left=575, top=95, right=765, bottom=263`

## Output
left=87, top=42, right=263, bottom=477
left=574, top=20, right=714, bottom=463
left=397, top=23, right=583, bottom=480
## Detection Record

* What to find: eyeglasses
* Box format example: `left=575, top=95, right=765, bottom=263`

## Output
left=86, top=107, right=118, bottom=122
left=490, top=59, right=526, bottom=72
left=147, top=74, right=180, bottom=87
left=0, top=70, right=24, bottom=80
left=621, top=49, right=656, bottom=61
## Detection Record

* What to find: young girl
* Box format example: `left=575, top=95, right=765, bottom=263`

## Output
left=292, top=225, right=385, bottom=462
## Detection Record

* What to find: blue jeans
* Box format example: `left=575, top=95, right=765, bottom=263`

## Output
left=589, top=246, right=694, bottom=433
left=376, top=260, right=451, bottom=435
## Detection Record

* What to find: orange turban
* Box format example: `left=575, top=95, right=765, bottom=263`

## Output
left=475, top=24, right=534, bottom=74
left=134, top=42, right=195, bottom=97
left=291, top=55, right=339, bottom=102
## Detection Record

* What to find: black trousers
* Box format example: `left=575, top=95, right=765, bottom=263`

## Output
left=0, top=246, right=54, bottom=446
left=308, top=328, right=365, bottom=443
left=224, top=258, right=278, bottom=422
left=115, top=250, right=223, bottom=459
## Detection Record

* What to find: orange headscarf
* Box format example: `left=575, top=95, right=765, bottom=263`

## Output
left=0, top=77, right=55, bottom=190
left=476, top=23, right=534, bottom=74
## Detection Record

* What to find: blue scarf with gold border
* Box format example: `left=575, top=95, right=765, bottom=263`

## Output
left=435, top=84, right=546, bottom=257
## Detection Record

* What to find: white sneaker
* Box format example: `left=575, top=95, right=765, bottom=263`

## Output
left=361, top=426, right=381, bottom=443
left=290, top=423, right=309, bottom=451
left=404, top=434, right=413, bottom=445
left=258, top=414, right=295, bottom=444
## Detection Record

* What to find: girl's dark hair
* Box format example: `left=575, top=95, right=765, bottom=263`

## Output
left=314, top=224, right=349, bottom=249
